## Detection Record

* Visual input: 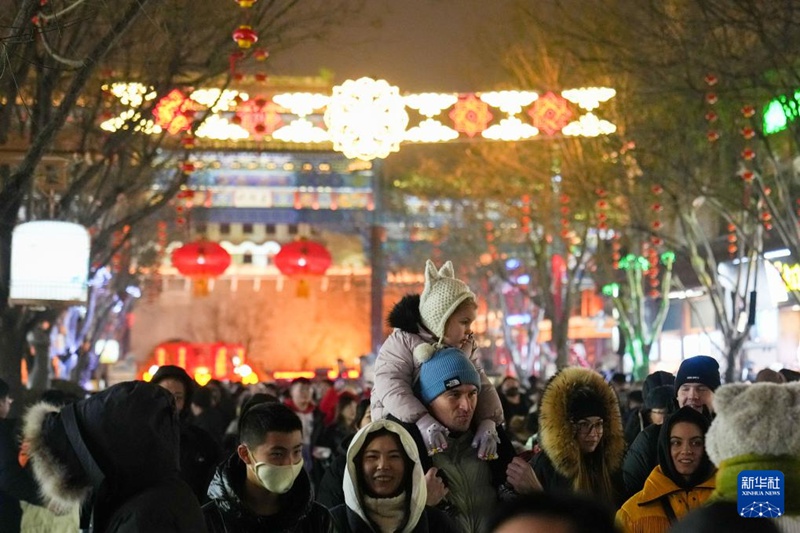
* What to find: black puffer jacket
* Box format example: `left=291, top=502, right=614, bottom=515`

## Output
left=203, top=452, right=332, bottom=533
left=22, top=381, right=206, bottom=533
left=0, top=418, right=41, bottom=533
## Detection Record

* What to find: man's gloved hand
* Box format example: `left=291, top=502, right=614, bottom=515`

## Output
left=472, top=419, right=500, bottom=460
left=416, top=413, right=449, bottom=456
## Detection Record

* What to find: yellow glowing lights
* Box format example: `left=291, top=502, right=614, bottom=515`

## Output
left=324, top=77, right=409, bottom=161
left=100, top=81, right=617, bottom=159
left=561, top=87, right=616, bottom=111
left=272, top=93, right=329, bottom=116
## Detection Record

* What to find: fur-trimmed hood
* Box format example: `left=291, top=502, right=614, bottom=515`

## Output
left=387, top=294, right=424, bottom=334
left=22, top=381, right=181, bottom=518
left=538, top=367, right=625, bottom=480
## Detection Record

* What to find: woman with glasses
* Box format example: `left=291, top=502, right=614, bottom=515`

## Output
left=615, top=406, right=715, bottom=532
left=506, top=367, right=626, bottom=508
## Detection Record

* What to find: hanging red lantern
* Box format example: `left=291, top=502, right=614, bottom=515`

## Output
left=233, top=25, right=258, bottom=49
left=274, top=239, right=332, bottom=277
left=171, top=240, right=231, bottom=296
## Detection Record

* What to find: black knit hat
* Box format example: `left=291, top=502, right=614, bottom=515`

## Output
left=645, top=385, right=675, bottom=411
left=567, top=386, right=606, bottom=421
left=642, top=371, right=675, bottom=400
left=675, top=356, right=721, bottom=391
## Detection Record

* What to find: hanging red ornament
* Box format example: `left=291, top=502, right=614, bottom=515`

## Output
left=763, top=187, right=771, bottom=196
left=560, top=206, right=570, bottom=215
left=764, top=222, right=773, bottom=231
left=651, top=203, right=663, bottom=212
left=253, top=49, right=269, bottom=61
left=648, top=290, right=661, bottom=299
left=560, top=194, right=571, bottom=204
left=652, top=220, right=663, bottom=230
left=707, top=131, right=720, bottom=142
left=741, top=170, right=755, bottom=182
left=597, top=213, right=608, bottom=221
left=274, top=239, right=332, bottom=276
left=727, top=234, right=737, bottom=243
left=741, top=126, right=755, bottom=139
left=181, top=162, right=196, bottom=174
left=560, top=229, right=570, bottom=239
left=728, top=244, right=738, bottom=254
left=181, top=135, right=196, bottom=149
left=741, top=105, right=756, bottom=118
left=650, top=236, right=663, bottom=246
left=596, top=199, right=609, bottom=209
left=761, top=212, right=773, bottom=222
left=651, top=185, right=663, bottom=195
left=704, top=111, right=718, bottom=122
left=704, top=74, right=718, bottom=86
left=232, top=25, right=258, bottom=49
left=741, top=148, right=756, bottom=160
left=705, top=93, right=718, bottom=105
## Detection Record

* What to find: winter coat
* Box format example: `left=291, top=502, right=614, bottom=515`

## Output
left=532, top=367, right=626, bottom=507
left=622, top=422, right=659, bottom=499
left=316, top=433, right=355, bottom=509
left=331, top=419, right=458, bottom=533
left=371, top=295, right=503, bottom=426
left=0, top=418, right=41, bottom=533
left=203, top=452, right=332, bottom=533
left=616, top=466, right=715, bottom=533
left=22, top=381, right=206, bottom=533
left=180, top=420, right=224, bottom=504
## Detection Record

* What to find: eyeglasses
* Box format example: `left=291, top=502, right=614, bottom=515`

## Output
left=650, top=409, right=667, bottom=416
left=574, top=420, right=604, bottom=435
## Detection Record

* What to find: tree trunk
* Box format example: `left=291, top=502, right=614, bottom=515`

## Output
left=553, top=319, right=570, bottom=369
left=725, top=336, right=746, bottom=384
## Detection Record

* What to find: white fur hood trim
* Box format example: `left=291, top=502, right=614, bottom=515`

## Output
left=23, top=402, right=93, bottom=515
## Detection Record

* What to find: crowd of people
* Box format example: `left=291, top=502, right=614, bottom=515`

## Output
left=1, top=259, right=800, bottom=532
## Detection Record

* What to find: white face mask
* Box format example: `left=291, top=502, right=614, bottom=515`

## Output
left=249, top=454, right=304, bottom=494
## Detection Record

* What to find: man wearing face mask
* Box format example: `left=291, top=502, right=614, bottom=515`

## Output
left=497, top=377, right=530, bottom=427
left=203, top=402, right=333, bottom=532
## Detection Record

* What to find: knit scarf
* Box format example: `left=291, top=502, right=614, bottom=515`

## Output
left=363, top=493, right=407, bottom=533
left=712, top=453, right=800, bottom=515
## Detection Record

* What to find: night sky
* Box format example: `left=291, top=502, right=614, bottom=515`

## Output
left=269, top=0, right=518, bottom=93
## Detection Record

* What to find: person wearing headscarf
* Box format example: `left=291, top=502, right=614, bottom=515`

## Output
left=506, top=367, right=626, bottom=508
left=330, top=419, right=457, bottom=532
left=616, top=407, right=716, bottom=532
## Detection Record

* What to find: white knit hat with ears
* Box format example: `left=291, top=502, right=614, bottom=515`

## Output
left=413, top=260, right=476, bottom=363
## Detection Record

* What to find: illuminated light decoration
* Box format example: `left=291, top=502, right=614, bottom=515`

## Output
left=742, top=105, right=756, bottom=118
left=741, top=148, right=756, bottom=160
left=195, top=367, right=212, bottom=386
left=450, top=94, right=493, bottom=138
left=404, top=93, right=458, bottom=117
left=561, top=87, right=615, bottom=110
left=618, top=254, right=650, bottom=272
left=273, top=371, right=316, bottom=380
left=479, top=91, right=538, bottom=114
left=527, top=91, right=573, bottom=135
left=9, top=222, right=90, bottom=305
left=707, top=131, right=720, bottom=142
left=404, top=93, right=459, bottom=142
left=272, top=92, right=329, bottom=117
left=103, top=82, right=157, bottom=107
left=234, top=0, right=257, bottom=7
left=253, top=49, right=269, bottom=61
left=705, top=93, right=719, bottom=105
left=235, top=98, right=284, bottom=137
left=171, top=240, right=232, bottom=296
left=602, top=283, right=620, bottom=297
left=190, top=88, right=242, bottom=113
left=153, top=89, right=195, bottom=135
left=704, top=74, right=718, bottom=86
left=741, top=126, right=755, bottom=139
left=194, top=115, right=250, bottom=140
left=561, top=112, right=616, bottom=137
left=181, top=134, right=196, bottom=149
left=274, top=239, right=332, bottom=276
left=272, top=118, right=329, bottom=143
left=482, top=118, right=538, bottom=141
left=404, top=119, right=459, bottom=143
left=232, top=25, right=258, bottom=49
left=324, top=77, right=409, bottom=161
left=704, top=111, right=718, bottom=122
left=763, top=90, right=800, bottom=135
left=100, top=109, right=161, bottom=134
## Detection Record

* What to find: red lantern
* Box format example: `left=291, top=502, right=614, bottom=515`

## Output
left=274, top=239, right=332, bottom=276
left=171, top=240, right=231, bottom=296
left=233, top=25, right=258, bottom=49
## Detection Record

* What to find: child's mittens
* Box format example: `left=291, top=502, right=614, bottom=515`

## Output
left=472, top=419, right=501, bottom=460
left=417, top=413, right=450, bottom=456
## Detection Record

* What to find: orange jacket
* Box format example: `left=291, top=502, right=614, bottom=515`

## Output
left=616, top=465, right=716, bottom=533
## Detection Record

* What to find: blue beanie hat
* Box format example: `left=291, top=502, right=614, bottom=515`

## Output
left=416, top=347, right=481, bottom=405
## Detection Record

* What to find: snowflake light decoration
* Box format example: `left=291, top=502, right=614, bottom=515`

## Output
left=324, top=77, right=409, bottom=161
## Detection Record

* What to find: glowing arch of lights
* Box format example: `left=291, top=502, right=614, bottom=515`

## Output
left=100, top=79, right=617, bottom=161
